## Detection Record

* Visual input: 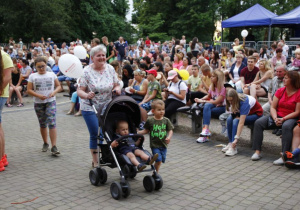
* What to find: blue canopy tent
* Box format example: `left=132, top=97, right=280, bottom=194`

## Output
left=271, top=5, right=300, bottom=25
left=222, top=4, right=277, bottom=28
left=221, top=4, right=277, bottom=45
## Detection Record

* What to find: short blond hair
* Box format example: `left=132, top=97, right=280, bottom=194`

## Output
left=151, top=99, right=165, bottom=110
left=295, top=48, right=300, bottom=55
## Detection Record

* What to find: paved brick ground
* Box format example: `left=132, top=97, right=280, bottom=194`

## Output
left=1, top=94, right=300, bottom=209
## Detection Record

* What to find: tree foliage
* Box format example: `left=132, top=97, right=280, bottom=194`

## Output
left=0, top=0, right=135, bottom=43
left=133, top=0, right=298, bottom=42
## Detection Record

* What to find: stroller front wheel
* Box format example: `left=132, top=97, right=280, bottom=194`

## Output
left=121, top=180, right=131, bottom=198
left=143, top=175, right=155, bottom=192
left=110, top=181, right=122, bottom=200
left=153, top=174, right=163, bottom=190
left=98, top=168, right=107, bottom=184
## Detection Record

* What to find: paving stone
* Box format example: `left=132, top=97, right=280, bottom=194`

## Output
left=0, top=96, right=300, bottom=209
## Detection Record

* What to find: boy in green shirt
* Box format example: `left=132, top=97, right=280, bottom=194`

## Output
left=138, top=100, right=174, bottom=173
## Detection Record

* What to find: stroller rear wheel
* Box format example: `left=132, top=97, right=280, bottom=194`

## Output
left=153, top=174, right=163, bottom=190
left=89, top=168, right=107, bottom=186
left=121, top=180, right=131, bottom=198
left=89, top=168, right=100, bottom=186
left=143, top=175, right=155, bottom=192
left=110, top=181, right=122, bottom=200
left=98, top=168, right=107, bottom=184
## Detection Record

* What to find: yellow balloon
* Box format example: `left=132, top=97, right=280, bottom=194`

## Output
left=178, top=69, right=189, bottom=81
left=173, top=68, right=179, bottom=72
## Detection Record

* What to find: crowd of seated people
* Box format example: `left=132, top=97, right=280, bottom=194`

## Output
left=2, top=36, right=300, bottom=167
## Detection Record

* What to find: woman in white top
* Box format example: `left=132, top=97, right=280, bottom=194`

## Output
left=228, top=54, right=246, bottom=93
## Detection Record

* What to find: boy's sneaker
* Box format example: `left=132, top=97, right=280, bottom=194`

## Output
left=196, top=136, right=209, bottom=143
left=285, top=157, right=300, bottom=167
left=200, top=128, right=211, bottom=137
left=0, top=160, right=5, bottom=172
left=221, top=144, right=231, bottom=153
left=148, top=153, right=159, bottom=165
left=225, top=147, right=237, bottom=156
left=51, top=146, right=60, bottom=155
left=1, top=155, right=8, bottom=167
left=139, top=121, right=145, bottom=130
left=221, top=125, right=226, bottom=134
left=41, top=143, right=49, bottom=152
left=281, top=151, right=294, bottom=162
left=137, top=163, right=146, bottom=172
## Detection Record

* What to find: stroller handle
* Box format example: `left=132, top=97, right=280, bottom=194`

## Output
left=114, top=134, right=144, bottom=143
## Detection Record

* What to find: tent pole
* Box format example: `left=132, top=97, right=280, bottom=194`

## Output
left=221, top=27, right=223, bottom=48
left=268, top=25, right=271, bottom=48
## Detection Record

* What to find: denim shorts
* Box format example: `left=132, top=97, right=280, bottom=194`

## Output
left=0, top=97, right=7, bottom=123
left=151, top=147, right=167, bottom=163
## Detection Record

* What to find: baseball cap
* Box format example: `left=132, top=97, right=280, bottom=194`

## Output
left=146, top=69, right=157, bottom=77
left=167, top=70, right=178, bottom=80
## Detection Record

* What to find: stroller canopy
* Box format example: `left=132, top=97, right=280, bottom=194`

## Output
left=98, top=96, right=141, bottom=136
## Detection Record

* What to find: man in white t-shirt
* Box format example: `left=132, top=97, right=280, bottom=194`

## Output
left=281, top=40, right=289, bottom=58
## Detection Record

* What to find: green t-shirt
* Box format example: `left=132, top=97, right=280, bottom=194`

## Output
left=148, top=80, right=162, bottom=99
left=144, top=117, right=174, bottom=148
left=187, top=75, right=201, bottom=92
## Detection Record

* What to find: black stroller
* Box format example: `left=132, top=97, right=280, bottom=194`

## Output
left=89, top=96, right=163, bottom=200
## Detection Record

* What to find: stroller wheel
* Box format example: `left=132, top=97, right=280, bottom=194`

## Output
left=121, top=180, right=131, bottom=198
left=89, top=168, right=100, bottom=186
left=110, top=181, right=122, bottom=200
left=143, top=175, right=155, bottom=192
left=98, top=168, right=107, bottom=184
left=153, top=174, right=163, bottom=190
left=129, top=165, right=137, bottom=178
left=121, top=165, right=130, bottom=179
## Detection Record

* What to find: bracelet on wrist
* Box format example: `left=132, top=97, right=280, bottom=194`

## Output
left=234, top=135, right=240, bottom=140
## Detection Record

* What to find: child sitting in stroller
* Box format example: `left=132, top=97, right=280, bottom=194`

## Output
left=111, top=120, right=158, bottom=172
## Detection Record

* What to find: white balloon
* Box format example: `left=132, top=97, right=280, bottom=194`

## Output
left=58, top=54, right=83, bottom=78
left=241, top=30, right=248, bottom=38
left=74, top=46, right=87, bottom=59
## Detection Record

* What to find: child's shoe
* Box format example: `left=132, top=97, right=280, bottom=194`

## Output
left=148, top=153, right=159, bottom=165
left=281, top=151, right=293, bottom=162
left=0, top=160, right=5, bottom=172
left=137, top=163, right=146, bottom=172
left=1, top=155, right=8, bottom=167
left=196, top=136, right=209, bottom=143
left=51, top=146, right=60, bottom=156
left=200, top=128, right=211, bottom=137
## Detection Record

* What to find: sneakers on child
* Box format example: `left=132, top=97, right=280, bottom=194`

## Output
left=221, top=125, right=226, bottom=135
left=1, top=155, right=8, bottom=167
left=41, top=143, right=49, bottom=152
left=200, top=128, right=211, bottom=136
left=148, top=153, right=159, bottom=165
left=0, top=160, right=5, bottom=172
left=221, top=144, right=231, bottom=153
left=196, top=136, right=209, bottom=143
left=225, top=147, right=237, bottom=156
left=51, top=146, right=60, bottom=155
left=281, top=151, right=294, bottom=162
left=137, top=163, right=146, bottom=172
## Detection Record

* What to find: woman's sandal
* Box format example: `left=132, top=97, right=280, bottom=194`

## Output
left=17, top=103, right=24, bottom=107
left=66, top=110, right=74, bottom=115
left=5, top=103, right=13, bottom=108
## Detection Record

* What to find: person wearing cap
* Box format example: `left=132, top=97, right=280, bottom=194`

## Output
left=164, top=70, right=187, bottom=119
left=139, top=69, right=162, bottom=130
left=222, top=89, right=263, bottom=156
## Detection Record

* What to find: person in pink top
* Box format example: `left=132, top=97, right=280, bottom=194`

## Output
left=291, top=48, right=300, bottom=68
left=251, top=71, right=300, bottom=165
left=172, top=53, right=183, bottom=70
left=195, top=70, right=226, bottom=143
